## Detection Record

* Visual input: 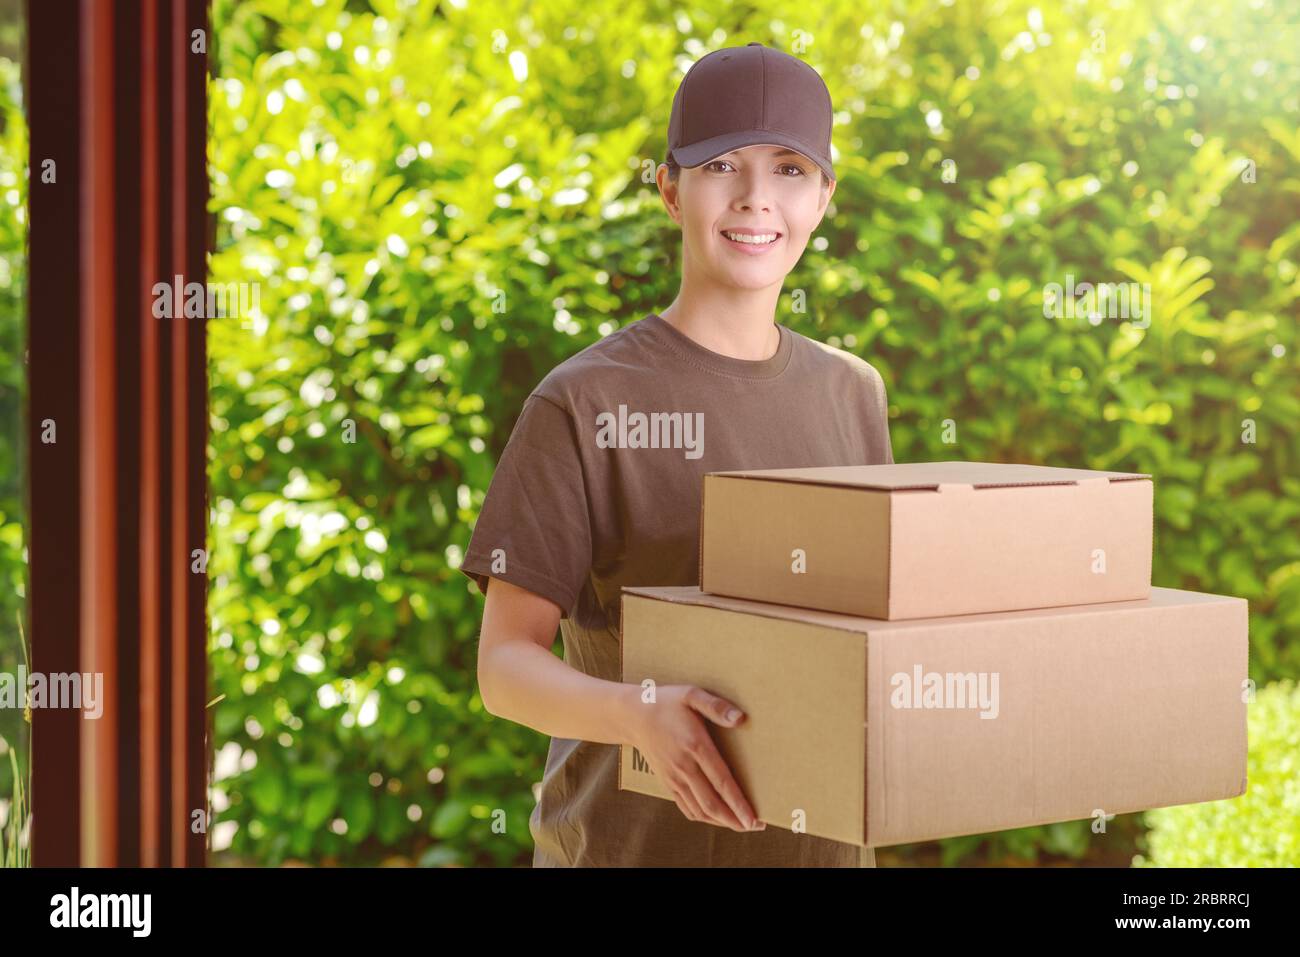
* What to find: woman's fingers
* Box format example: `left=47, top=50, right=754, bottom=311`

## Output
left=683, top=768, right=746, bottom=830
left=691, top=736, right=760, bottom=830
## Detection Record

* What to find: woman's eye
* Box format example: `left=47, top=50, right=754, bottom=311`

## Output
left=706, top=160, right=805, bottom=176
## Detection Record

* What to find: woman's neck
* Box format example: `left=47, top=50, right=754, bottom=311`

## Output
left=657, top=301, right=781, bottom=361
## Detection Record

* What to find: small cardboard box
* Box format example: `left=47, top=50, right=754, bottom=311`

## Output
left=700, top=461, right=1153, bottom=619
left=618, top=585, right=1247, bottom=848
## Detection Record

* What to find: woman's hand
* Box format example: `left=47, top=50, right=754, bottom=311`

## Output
left=624, top=683, right=766, bottom=833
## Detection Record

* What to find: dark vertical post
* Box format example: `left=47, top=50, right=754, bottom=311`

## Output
left=27, top=0, right=210, bottom=868
left=186, top=0, right=212, bottom=868
left=172, top=0, right=210, bottom=867
left=138, top=0, right=164, bottom=868
left=115, top=0, right=146, bottom=868
left=26, top=0, right=83, bottom=870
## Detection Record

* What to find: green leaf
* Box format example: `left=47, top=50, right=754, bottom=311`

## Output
left=431, top=799, right=471, bottom=839
left=303, top=782, right=341, bottom=830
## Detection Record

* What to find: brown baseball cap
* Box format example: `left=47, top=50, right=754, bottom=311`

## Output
left=666, top=41, right=836, bottom=182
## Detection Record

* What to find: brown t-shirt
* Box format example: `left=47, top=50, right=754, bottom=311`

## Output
left=461, top=313, right=894, bottom=866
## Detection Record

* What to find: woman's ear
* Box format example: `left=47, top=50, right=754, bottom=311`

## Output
left=813, top=176, right=836, bottom=223
left=656, top=163, right=683, bottom=227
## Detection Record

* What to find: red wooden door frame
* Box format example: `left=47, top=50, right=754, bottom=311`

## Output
left=26, top=0, right=210, bottom=868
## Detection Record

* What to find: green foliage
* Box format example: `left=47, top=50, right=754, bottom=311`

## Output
left=1, top=734, right=30, bottom=868
left=196, top=0, right=1298, bottom=868
left=0, top=611, right=29, bottom=868
left=1134, top=679, right=1299, bottom=867
left=0, top=50, right=27, bottom=851
left=207, top=0, right=542, bottom=866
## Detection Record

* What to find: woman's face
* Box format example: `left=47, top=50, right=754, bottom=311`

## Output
left=660, top=144, right=835, bottom=293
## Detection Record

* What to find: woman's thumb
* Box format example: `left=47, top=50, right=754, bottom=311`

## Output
left=691, top=689, right=744, bottom=726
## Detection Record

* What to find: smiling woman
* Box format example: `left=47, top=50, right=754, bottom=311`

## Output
left=460, top=39, right=892, bottom=869
left=657, top=137, right=838, bottom=328
left=653, top=46, right=840, bottom=319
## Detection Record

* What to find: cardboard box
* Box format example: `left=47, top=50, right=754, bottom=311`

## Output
left=700, top=461, right=1154, bottom=619
left=618, top=584, right=1247, bottom=848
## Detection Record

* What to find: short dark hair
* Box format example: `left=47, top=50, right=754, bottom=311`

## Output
left=665, top=155, right=831, bottom=189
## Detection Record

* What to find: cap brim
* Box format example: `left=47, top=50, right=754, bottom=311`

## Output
left=670, top=130, right=835, bottom=182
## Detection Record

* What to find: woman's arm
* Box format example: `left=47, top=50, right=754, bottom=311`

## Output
left=476, top=576, right=763, bottom=832
left=477, top=575, right=636, bottom=743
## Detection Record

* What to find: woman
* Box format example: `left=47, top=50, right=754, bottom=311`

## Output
left=461, top=42, right=893, bottom=866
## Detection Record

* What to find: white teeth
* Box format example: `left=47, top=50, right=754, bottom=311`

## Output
left=723, top=230, right=778, bottom=245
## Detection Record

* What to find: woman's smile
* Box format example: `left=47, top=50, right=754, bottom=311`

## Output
left=718, top=227, right=784, bottom=255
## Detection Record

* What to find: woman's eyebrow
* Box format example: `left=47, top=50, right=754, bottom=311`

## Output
left=723, top=149, right=810, bottom=161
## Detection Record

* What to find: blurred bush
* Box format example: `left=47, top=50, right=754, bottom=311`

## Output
left=1134, top=679, right=1299, bottom=867
left=0, top=50, right=27, bottom=834
left=202, top=0, right=1298, bottom=866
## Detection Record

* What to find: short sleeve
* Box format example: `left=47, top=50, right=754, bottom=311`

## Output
left=460, top=393, right=593, bottom=617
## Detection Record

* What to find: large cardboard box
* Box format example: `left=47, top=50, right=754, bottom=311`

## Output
left=700, top=461, right=1154, bottom=619
left=618, top=585, right=1247, bottom=848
